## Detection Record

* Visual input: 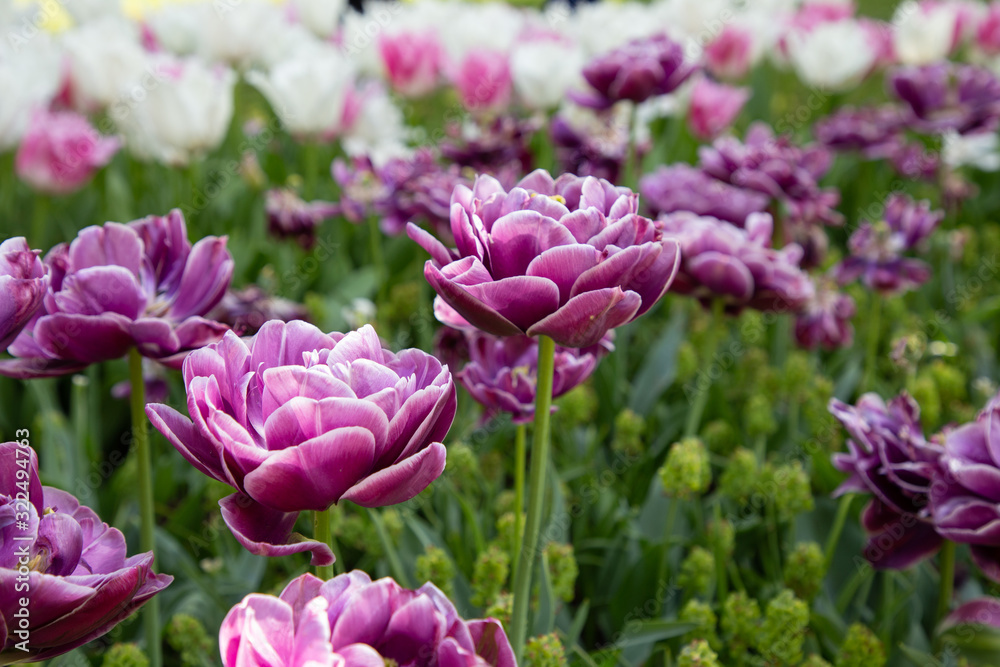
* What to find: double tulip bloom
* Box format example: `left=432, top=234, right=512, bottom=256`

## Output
left=221, top=571, right=514, bottom=667
left=0, top=442, right=171, bottom=662
left=408, top=170, right=680, bottom=348
left=146, top=321, right=457, bottom=565
left=0, top=238, right=47, bottom=350
left=0, top=210, right=233, bottom=379
left=15, top=109, right=120, bottom=195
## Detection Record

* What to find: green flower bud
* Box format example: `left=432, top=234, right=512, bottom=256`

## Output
left=835, top=623, right=886, bottom=667
left=679, top=599, right=720, bottom=651
left=612, top=408, right=646, bottom=458
left=770, top=462, right=814, bottom=521
left=929, top=360, right=966, bottom=406
left=677, top=341, right=699, bottom=384
left=334, top=512, right=378, bottom=555
left=802, top=656, right=833, bottom=667
left=555, top=384, right=598, bottom=426
left=494, top=490, right=516, bottom=517
left=907, top=374, right=941, bottom=430
left=382, top=508, right=403, bottom=539
left=721, top=591, right=760, bottom=649
left=678, top=546, right=715, bottom=596
left=659, top=438, right=711, bottom=500
left=677, top=639, right=721, bottom=667
left=102, top=644, right=149, bottom=667
left=719, top=448, right=759, bottom=503
left=756, top=589, right=809, bottom=666
left=545, top=542, right=578, bottom=603
left=447, top=442, right=481, bottom=495
left=524, top=633, right=566, bottom=667
left=485, top=592, right=513, bottom=627
left=745, top=394, right=777, bottom=438
left=782, top=352, right=812, bottom=395
left=415, top=546, right=455, bottom=598
left=784, top=542, right=826, bottom=601
left=167, top=614, right=214, bottom=667
left=471, top=544, right=510, bottom=608
left=701, top=420, right=737, bottom=456
left=496, top=512, right=521, bottom=556
left=706, top=520, right=735, bottom=558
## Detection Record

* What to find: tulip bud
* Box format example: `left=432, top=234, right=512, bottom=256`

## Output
left=784, top=542, right=826, bottom=601
left=556, top=384, right=598, bottom=426
left=471, top=544, right=510, bottom=607
left=745, top=394, right=778, bottom=438
left=166, top=614, right=213, bottom=666
left=719, top=448, right=759, bottom=503
left=756, top=590, right=809, bottom=665
left=524, top=633, right=567, bottom=667
left=679, top=546, right=714, bottom=596
left=545, top=543, right=579, bottom=603
left=701, top=420, right=737, bottom=455
left=768, top=462, right=814, bottom=521
left=613, top=408, right=646, bottom=458
left=721, top=591, right=760, bottom=651
left=677, top=640, right=721, bottom=667
left=102, top=644, right=149, bottom=667
left=676, top=341, right=699, bottom=384
left=707, top=520, right=735, bottom=558
left=416, top=546, right=456, bottom=598
left=802, top=656, right=833, bottom=667
left=836, top=623, right=886, bottom=667
left=680, top=600, right=720, bottom=651
left=660, top=438, right=711, bottom=500
left=485, top=592, right=513, bottom=627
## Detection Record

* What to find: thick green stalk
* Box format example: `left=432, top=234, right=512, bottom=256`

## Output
left=936, top=540, right=956, bottom=625
left=512, top=423, right=527, bottom=578
left=314, top=508, right=334, bottom=580
left=509, top=335, right=556, bottom=663
left=128, top=349, right=161, bottom=667
left=684, top=299, right=726, bottom=439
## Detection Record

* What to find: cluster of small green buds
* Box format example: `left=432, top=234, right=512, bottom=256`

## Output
left=719, top=448, right=759, bottom=503
left=415, top=545, right=456, bottom=598
left=701, top=420, right=737, bottom=455
left=102, top=644, right=149, bottom=667
left=612, top=408, right=646, bottom=458
left=494, top=490, right=516, bottom=517
left=784, top=542, right=826, bottom=601
left=545, top=542, right=578, bottom=603
left=524, top=633, right=566, bottom=667
left=721, top=591, right=760, bottom=651
left=446, top=442, right=481, bottom=495
left=471, top=544, right=510, bottom=607
left=706, top=520, right=735, bottom=558
left=555, top=384, right=598, bottom=426
left=677, top=639, right=721, bottom=667
left=678, top=546, right=715, bottom=597
left=333, top=511, right=379, bottom=556
left=679, top=599, right=720, bottom=651
left=485, top=592, right=513, bottom=627
left=803, top=376, right=837, bottom=435
left=676, top=341, right=699, bottom=384
left=755, top=589, right=809, bottom=666
left=782, top=352, right=812, bottom=395
left=496, top=512, right=522, bottom=555
left=166, top=614, right=214, bottom=667
left=768, top=462, right=814, bottom=521
left=801, top=655, right=833, bottom=667
left=745, top=394, right=778, bottom=438
left=929, top=359, right=966, bottom=405
left=907, top=374, right=941, bottom=429
left=382, top=507, right=403, bottom=539
left=835, top=623, right=886, bottom=667
left=660, top=438, right=711, bottom=500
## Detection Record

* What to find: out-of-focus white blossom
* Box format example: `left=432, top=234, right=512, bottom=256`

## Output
left=893, top=0, right=957, bottom=65
left=341, top=85, right=411, bottom=167
left=943, top=130, right=1000, bottom=172
left=787, top=21, right=877, bottom=91
left=0, top=36, right=62, bottom=150
left=62, top=16, right=147, bottom=110
left=510, top=39, right=585, bottom=109
left=288, top=0, right=347, bottom=38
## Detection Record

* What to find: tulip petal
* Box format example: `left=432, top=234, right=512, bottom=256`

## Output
left=0, top=356, right=89, bottom=379
left=487, top=211, right=576, bottom=279
left=469, top=619, right=517, bottom=667
left=219, top=493, right=334, bottom=566
left=219, top=593, right=295, bottom=667
left=146, top=403, right=231, bottom=485
left=407, top=223, right=455, bottom=267
left=526, top=245, right=601, bottom=304
left=424, top=261, right=524, bottom=337
left=971, top=545, right=1000, bottom=583
left=527, top=287, right=641, bottom=348
left=341, top=441, right=446, bottom=507
left=168, top=236, right=234, bottom=319
left=35, top=313, right=134, bottom=363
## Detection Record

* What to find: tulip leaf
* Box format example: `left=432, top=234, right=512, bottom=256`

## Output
left=627, top=310, right=687, bottom=416
left=615, top=620, right=699, bottom=648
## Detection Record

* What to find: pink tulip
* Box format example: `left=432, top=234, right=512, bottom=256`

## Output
left=15, top=109, right=119, bottom=195
left=688, top=78, right=749, bottom=141
left=704, top=26, right=754, bottom=81
left=378, top=31, right=443, bottom=97
left=452, top=50, right=512, bottom=112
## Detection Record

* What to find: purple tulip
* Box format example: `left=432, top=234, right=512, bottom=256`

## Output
left=687, top=77, right=749, bottom=141
left=930, top=394, right=1000, bottom=582
left=15, top=109, right=121, bottom=195
left=655, top=211, right=813, bottom=312
left=220, top=571, right=514, bottom=667
left=889, top=64, right=1000, bottom=135
left=550, top=111, right=629, bottom=184
left=572, top=33, right=696, bottom=109
left=265, top=188, right=339, bottom=249
left=0, top=238, right=48, bottom=350
left=813, top=106, right=908, bottom=159
left=440, top=115, right=539, bottom=184
left=206, top=285, right=310, bottom=336
left=639, top=164, right=769, bottom=226
left=0, top=210, right=233, bottom=379
left=793, top=276, right=856, bottom=350
left=451, top=329, right=612, bottom=424
left=834, top=194, right=942, bottom=294
left=407, top=169, right=681, bottom=348
left=829, top=392, right=945, bottom=569
left=0, top=441, right=171, bottom=662
left=145, top=321, right=457, bottom=565
left=941, top=597, right=1000, bottom=631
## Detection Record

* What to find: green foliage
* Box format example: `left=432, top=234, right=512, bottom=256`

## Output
left=660, top=438, right=711, bottom=500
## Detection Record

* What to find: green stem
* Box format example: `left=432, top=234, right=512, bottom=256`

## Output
left=863, top=293, right=882, bottom=390
left=654, top=498, right=681, bottom=616
left=510, top=335, right=556, bottom=663
left=936, top=540, right=956, bottom=625
left=303, top=142, right=319, bottom=200
left=824, top=494, right=854, bottom=572
left=684, top=299, right=726, bottom=439
left=623, top=104, right=639, bottom=191
left=128, top=349, right=161, bottom=667
left=512, top=423, right=527, bottom=578
left=314, top=508, right=334, bottom=580
left=71, top=375, right=90, bottom=489
left=369, top=508, right=410, bottom=588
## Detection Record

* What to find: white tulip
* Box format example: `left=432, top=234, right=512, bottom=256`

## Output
left=60, top=0, right=123, bottom=23
left=115, top=55, right=236, bottom=166
left=194, top=0, right=289, bottom=69
left=787, top=21, right=877, bottom=91
left=0, top=35, right=62, bottom=150
left=510, top=40, right=584, bottom=110
left=289, top=0, right=347, bottom=38
left=943, top=131, right=1000, bottom=172
left=893, top=0, right=956, bottom=66
left=61, top=16, right=147, bottom=110
left=341, top=86, right=411, bottom=167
